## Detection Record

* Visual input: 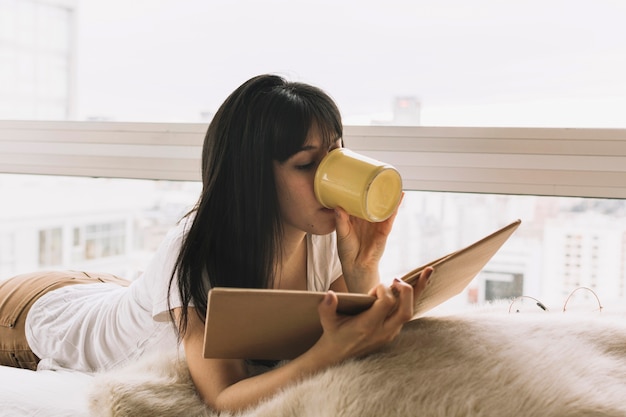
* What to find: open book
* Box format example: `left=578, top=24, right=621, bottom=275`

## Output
left=203, top=219, right=521, bottom=360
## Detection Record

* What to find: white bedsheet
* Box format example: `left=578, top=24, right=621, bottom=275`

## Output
left=0, top=365, right=93, bottom=417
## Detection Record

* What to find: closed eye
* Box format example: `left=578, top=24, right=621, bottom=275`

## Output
left=295, top=162, right=316, bottom=171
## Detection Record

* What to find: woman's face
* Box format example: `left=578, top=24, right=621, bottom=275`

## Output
left=273, top=123, right=341, bottom=236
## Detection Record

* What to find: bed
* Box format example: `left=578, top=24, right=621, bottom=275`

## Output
left=3, top=305, right=626, bottom=417
left=0, top=365, right=93, bottom=416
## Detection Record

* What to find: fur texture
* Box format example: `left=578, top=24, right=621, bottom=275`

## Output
left=88, top=311, right=626, bottom=417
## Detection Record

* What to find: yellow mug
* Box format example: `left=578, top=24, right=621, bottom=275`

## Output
left=314, top=148, right=403, bottom=222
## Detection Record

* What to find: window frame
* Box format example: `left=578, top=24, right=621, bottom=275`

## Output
left=0, top=120, right=625, bottom=199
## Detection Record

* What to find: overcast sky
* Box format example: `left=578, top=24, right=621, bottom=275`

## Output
left=74, top=0, right=626, bottom=127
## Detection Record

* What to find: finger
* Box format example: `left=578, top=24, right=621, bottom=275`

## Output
left=334, top=207, right=351, bottom=239
left=368, top=284, right=397, bottom=318
left=413, top=267, right=433, bottom=298
left=367, top=285, right=378, bottom=296
left=388, top=279, right=413, bottom=323
left=318, top=291, right=339, bottom=331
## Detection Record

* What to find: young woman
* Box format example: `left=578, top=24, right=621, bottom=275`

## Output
left=0, top=74, right=431, bottom=412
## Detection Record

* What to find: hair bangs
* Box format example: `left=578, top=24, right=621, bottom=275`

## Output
left=271, top=82, right=343, bottom=162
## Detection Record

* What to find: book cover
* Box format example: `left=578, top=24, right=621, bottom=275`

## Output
left=204, top=219, right=521, bottom=360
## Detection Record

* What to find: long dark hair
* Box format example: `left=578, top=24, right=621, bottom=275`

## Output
left=169, top=74, right=343, bottom=335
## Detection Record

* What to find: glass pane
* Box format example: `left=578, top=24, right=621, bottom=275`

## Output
left=2, top=0, right=625, bottom=127
left=380, top=191, right=626, bottom=312
left=1, top=173, right=624, bottom=313
left=0, top=174, right=200, bottom=279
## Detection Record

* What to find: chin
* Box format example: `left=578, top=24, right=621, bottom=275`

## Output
left=307, top=215, right=335, bottom=235
left=309, top=219, right=336, bottom=236
left=313, top=227, right=336, bottom=236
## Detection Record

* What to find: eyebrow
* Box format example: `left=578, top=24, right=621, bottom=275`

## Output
left=298, top=138, right=342, bottom=152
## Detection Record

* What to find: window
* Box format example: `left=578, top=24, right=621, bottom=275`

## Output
left=4, top=174, right=624, bottom=311
left=1, top=1, right=625, bottom=312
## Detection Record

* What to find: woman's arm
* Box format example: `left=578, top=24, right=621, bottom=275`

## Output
left=334, top=195, right=403, bottom=293
left=176, top=272, right=428, bottom=413
left=178, top=306, right=337, bottom=412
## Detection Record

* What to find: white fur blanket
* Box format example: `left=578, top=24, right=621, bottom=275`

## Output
left=88, top=311, right=626, bottom=417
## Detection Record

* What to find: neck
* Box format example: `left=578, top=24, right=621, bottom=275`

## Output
left=278, top=224, right=307, bottom=258
left=274, top=225, right=307, bottom=290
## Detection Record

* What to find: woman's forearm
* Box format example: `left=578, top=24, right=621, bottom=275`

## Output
left=210, top=344, right=338, bottom=412
left=343, top=267, right=380, bottom=293
left=195, top=280, right=420, bottom=413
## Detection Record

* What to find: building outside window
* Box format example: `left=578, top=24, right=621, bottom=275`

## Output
left=0, top=233, right=16, bottom=275
left=38, top=227, right=62, bottom=267
left=83, top=221, right=126, bottom=260
left=0, top=0, right=76, bottom=120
